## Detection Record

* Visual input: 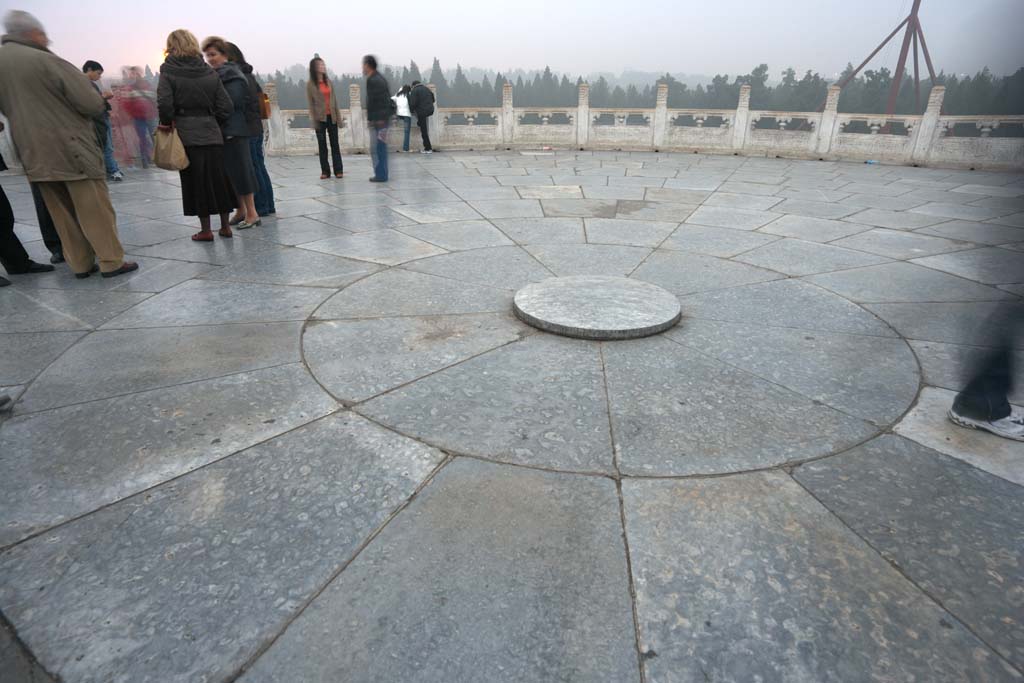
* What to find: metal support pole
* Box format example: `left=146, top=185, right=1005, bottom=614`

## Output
left=884, top=0, right=922, bottom=116
left=912, top=18, right=921, bottom=112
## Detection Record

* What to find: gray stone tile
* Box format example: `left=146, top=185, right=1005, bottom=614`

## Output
left=839, top=181, right=915, bottom=197
left=686, top=205, right=780, bottom=230
left=806, top=261, right=1013, bottom=304
left=198, top=248, right=379, bottom=288
left=831, top=228, right=976, bottom=259
left=396, top=220, right=513, bottom=250
left=0, top=413, right=441, bottom=683
left=242, top=216, right=351, bottom=246
left=8, top=255, right=217, bottom=294
left=614, top=200, right=696, bottom=222
left=0, top=331, right=84, bottom=385
left=270, top=197, right=336, bottom=218
left=796, top=434, right=1024, bottom=669
left=497, top=175, right=555, bottom=187
left=604, top=337, right=875, bottom=475
left=837, top=193, right=928, bottom=211
left=315, top=191, right=400, bottom=209
left=682, top=279, right=898, bottom=336
left=911, top=247, right=1024, bottom=285
left=665, top=172, right=726, bottom=191
left=467, top=199, right=544, bottom=219
left=305, top=206, right=411, bottom=232
left=385, top=188, right=462, bottom=203
left=911, top=202, right=1006, bottom=221
left=240, top=459, right=638, bottom=683
left=300, top=229, right=447, bottom=265
left=306, top=313, right=524, bottom=402
left=910, top=339, right=1024, bottom=403
left=359, top=336, right=614, bottom=473
left=736, top=238, right=889, bottom=276
left=772, top=198, right=859, bottom=219
left=0, top=288, right=152, bottom=332
left=951, top=183, right=1024, bottom=197
left=631, top=250, right=781, bottom=296
left=661, top=224, right=780, bottom=257
left=644, top=187, right=711, bottom=204
left=580, top=184, right=646, bottom=200
left=389, top=201, right=482, bottom=224
left=100, top=280, right=330, bottom=329
left=515, top=185, right=583, bottom=199
left=130, top=231, right=286, bottom=265
left=450, top=186, right=521, bottom=201
left=776, top=187, right=853, bottom=202
left=623, top=472, right=1018, bottom=682
left=17, top=323, right=302, bottom=413
left=919, top=220, right=1024, bottom=245
left=717, top=180, right=780, bottom=196
left=703, top=191, right=784, bottom=210
left=541, top=198, right=618, bottom=218
left=843, top=207, right=948, bottom=230
left=114, top=219, right=199, bottom=247
left=759, top=213, right=869, bottom=242
left=585, top=218, right=679, bottom=247
left=491, top=217, right=585, bottom=244
left=866, top=301, right=1024, bottom=346
left=990, top=211, right=1024, bottom=228
left=524, top=244, right=651, bottom=276
left=0, top=363, right=336, bottom=546
left=404, top=246, right=553, bottom=289
left=668, top=319, right=918, bottom=424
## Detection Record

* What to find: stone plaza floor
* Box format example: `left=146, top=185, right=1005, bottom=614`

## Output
left=1, top=149, right=1023, bottom=682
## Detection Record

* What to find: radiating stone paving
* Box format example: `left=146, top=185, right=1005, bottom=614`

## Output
left=1, top=151, right=1022, bottom=682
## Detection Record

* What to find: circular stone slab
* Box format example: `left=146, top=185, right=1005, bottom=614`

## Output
left=513, top=276, right=682, bottom=340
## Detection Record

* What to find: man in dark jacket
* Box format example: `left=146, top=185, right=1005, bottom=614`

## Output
left=407, top=80, right=435, bottom=154
left=363, top=54, right=391, bottom=182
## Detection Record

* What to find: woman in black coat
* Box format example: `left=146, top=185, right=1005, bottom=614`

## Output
left=202, top=35, right=260, bottom=230
left=157, top=29, right=237, bottom=240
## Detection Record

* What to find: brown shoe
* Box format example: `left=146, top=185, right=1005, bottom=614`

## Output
left=101, top=262, right=139, bottom=278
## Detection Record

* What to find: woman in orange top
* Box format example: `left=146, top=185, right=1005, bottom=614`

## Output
left=306, top=56, right=343, bottom=179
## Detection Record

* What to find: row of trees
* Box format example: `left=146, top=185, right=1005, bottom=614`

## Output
left=262, top=58, right=1024, bottom=115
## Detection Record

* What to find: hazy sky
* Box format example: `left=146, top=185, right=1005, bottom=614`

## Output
left=14, top=0, right=1024, bottom=79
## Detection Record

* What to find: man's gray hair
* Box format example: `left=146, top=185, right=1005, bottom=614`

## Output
left=4, top=10, right=45, bottom=37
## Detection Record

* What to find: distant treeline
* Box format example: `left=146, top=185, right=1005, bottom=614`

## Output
left=260, top=59, right=1024, bottom=115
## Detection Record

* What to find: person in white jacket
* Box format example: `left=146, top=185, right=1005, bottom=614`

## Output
left=392, top=85, right=412, bottom=152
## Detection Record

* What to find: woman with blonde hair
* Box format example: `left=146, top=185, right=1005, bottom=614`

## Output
left=157, top=29, right=237, bottom=240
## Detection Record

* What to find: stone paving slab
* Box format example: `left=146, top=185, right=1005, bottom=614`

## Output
left=909, top=339, right=1024, bottom=403
left=524, top=244, right=651, bottom=277
left=396, top=219, right=514, bottom=250
left=660, top=224, right=781, bottom=257
left=795, top=434, right=1024, bottom=669
left=584, top=218, right=679, bottom=248
left=910, top=246, right=1024, bottom=285
left=0, top=413, right=442, bottom=683
left=403, top=245, right=554, bottom=290
left=623, top=472, right=1020, bottom=682
left=759, top=213, right=870, bottom=242
left=0, top=331, right=84, bottom=385
left=866, top=301, right=1024, bottom=346
left=299, top=229, right=448, bottom=266
left=0, top=363, right=336, bottom=547
left=197, top=247, right=380, bottom=288
left=805, top=261, right=1014, bottom=303
left=843, top=207, right=948, bottom=230
left=1, top=287, right=153, bottom=332
left=239, top=459, right=639, bottom=683
left=831, top=227, right=976, bottom=259
left=685, top=205, right=780, bottom=230
left=631, top=249, right=781, bottom=297
left=735, top=238, right=890, bottom=276
left=491, top=217, right=586, bottom=244
left=614, top=199, right=697, bottom=222
left=918, top=219, right=1024, bottom=245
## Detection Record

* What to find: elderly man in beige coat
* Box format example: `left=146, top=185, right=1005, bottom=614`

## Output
left=0, top=10, right=136, bottom=278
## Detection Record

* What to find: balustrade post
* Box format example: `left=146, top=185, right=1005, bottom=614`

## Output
left=911, top=85, right=945, bottom=165
left=732, top=84, right=751, bottom=152
left=502, top=83, right=514, bottom=145
left=576, top=83, right=589, bottom=148
left=652, top=83, right=668, bottom=149
left=263, top=81, right=286, bottom=155
left=349, top=84, right=367, bottom=152
left=816, top=84, right=841, bottom=157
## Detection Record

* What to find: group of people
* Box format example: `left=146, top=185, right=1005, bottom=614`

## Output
left=306, top=54, right=436, bottom=183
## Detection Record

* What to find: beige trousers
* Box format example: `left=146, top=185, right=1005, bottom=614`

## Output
left=37, top=179, right=125, bottom=274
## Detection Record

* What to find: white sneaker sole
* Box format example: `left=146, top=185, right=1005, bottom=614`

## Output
left=948, top=409, right=1024, bottom=441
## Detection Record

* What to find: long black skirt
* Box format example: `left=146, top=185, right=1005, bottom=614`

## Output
left=180, top=145, right=237, bottom=217
left=223, top=136, right=257, bottom=196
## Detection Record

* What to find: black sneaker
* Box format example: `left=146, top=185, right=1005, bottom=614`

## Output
left=50, top=251, right=64, bottom=264
left=0, top=276, right=10, bottom=287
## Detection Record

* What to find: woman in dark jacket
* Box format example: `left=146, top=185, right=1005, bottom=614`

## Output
left=306, top=56, right=343, bottom=180
left=202, top=36, right=260, bottom=230
left=226, top=42, right=275, bottom=218
left=157, top=29, right=237, bottom=241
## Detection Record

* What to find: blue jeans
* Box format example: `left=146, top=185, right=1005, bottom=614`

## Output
left=400, top=116, right=411, bottom=151
left=370, top=123, right=388, bottom=180
left=102, top=115, right=120, bottom=175
left=249, top=134, right=275, bottom=215
left=133, top=118, right=155, bottom=165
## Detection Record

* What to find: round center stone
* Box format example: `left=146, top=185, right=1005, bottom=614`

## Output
left=513, top=276, right=682, bottom=340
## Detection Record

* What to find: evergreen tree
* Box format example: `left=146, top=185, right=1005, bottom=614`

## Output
left=408, top=60, right=423, bottom=83
left=428, top=58, right=448, bottom=98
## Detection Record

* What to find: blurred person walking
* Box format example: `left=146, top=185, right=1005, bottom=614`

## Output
left=408, top=80, right=435, bottom=154
left=307, top=56, right=344, bottom=180
left=1, top=141, right=54, bottom=286
left=393, top=85, right=412, bottom=152
left=82, top=60, right=124, bottom=182
left=202, top=36, right=260, bottom=230
left=363, top=55, right=391, bottom=182
left=0, top=10, right=136, bottom=279
left=225, top=42, right=275, bottom=218
left=123, top=66, right=158, bottom=168
left=157, top=29, right=236, bottom=241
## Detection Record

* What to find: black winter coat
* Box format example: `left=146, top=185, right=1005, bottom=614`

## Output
left=408, top=83, right=435, bottom=117
left=157, top=56, right=233, bottom=147
left=239, top=62, right=263, bottom=138
left=365, top=71, right=392, bottom=122
left=215, top=62, right=251, bottom=139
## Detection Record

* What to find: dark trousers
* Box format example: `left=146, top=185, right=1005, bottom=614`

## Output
left=249, top=135, right=275, bottom=215
left=953, top=304, right=1022, bottom=421
left=416, top=113, right=432, bottom=151
left=0, top=185, right=31, bottom=273
left=315, top=115, right=343, bottom=176
left=30, top=183, right=62, bottom=255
